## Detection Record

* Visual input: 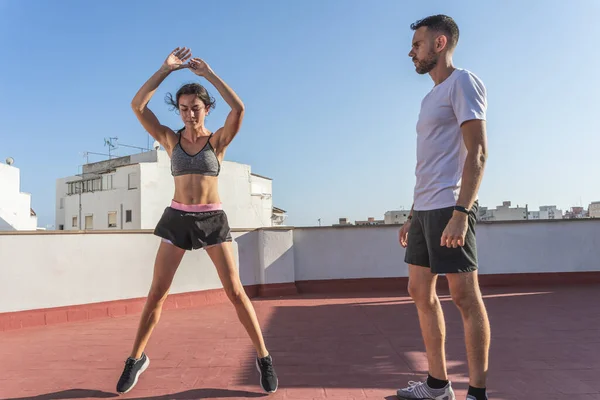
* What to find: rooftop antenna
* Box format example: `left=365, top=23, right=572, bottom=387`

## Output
left=5, top=157, right=14, bottom=165
left=104, top=137, right=118, bottom=159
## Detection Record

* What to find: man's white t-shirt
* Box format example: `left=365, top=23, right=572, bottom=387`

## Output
left=413, top=68, right=487, bottom=211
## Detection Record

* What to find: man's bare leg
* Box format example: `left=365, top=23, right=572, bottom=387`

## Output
left=446, top=271, right=490, bottom=389
left=407, top=264, right=447, bottom=381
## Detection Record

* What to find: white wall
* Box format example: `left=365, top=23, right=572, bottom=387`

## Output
left=294, top=226, right=404, bottom=281
left=250, top=174, right=273, bottom=227
left=139, top=150, right=174, bottom=229
left=55, top=177, right=69, bottom=230
left=260, top=229, right=295, bottom=285
left=475, top=221, right=600, bottom=274
left=0, top=230, right=259, bottom=313
left=0, top=163, right=37, bottom=231
left=2, top=220, right=600, bottom=314
left=56, top=166, right=141, bottom=230
left=219, top=161, right=271, bottom=229
left=294, top=220, right=600, bottom=280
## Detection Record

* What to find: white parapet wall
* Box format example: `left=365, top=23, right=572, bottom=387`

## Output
left=0, top=230, right=260, bottom=313
left=293, top=220, right=600, bottom=280
left=1, top=219, right=600, bottom=314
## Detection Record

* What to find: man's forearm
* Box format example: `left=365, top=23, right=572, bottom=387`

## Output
left=456, top=152, right=486, bottom=210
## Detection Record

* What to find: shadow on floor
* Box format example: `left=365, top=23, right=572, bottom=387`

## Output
left=1, top=389, right=118, bottom=400
left=1, top=388, right=268, bottom=400
left=130, top=389, right=268, bottom=399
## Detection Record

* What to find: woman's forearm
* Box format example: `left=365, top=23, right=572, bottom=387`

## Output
left=131, top=66, right=172, bottom=111
left=203, top=70, right=244, bottom=112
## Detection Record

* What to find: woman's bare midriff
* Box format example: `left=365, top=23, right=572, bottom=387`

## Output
left=172, top=174, right=221, bottom=205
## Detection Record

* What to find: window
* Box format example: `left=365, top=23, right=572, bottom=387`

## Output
left=59, top=198, right=64, bottom=209
left=128, top=172, right=139, bottom=189
left=126, top=210, right=132, bottom=223
left=102, top=174, right=114, bottom=190
left=67, top=175, right=113, bottom=195
left=59, top=224, right=64, bottom=230
left=85, top=215, right=93, bottom=230
left=108, top=211, right=117, bottom=228
left=72, top=216, right=77, bottom=228
left=67, top=177, right=102, bottom=195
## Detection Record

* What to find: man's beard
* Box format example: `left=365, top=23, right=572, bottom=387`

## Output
left=414, top=51, right=438, bottom=74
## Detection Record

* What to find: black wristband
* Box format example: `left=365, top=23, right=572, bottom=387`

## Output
left=454, top=205, right=469, bottom=214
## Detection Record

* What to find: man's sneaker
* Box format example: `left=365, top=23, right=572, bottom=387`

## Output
left=467, top=395, right=487, bottom=400
left=255, top=354, right=278, bottom=393
left=116, top=353, right=150, bottom=394
left=396, top=380, right=455, bottom=400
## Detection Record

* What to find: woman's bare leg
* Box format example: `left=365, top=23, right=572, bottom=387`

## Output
left=205, top=242, right=269, bottom=357
left=130, top=241, right=186, bottom=358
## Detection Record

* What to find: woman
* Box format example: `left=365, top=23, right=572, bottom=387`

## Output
left=116, top=47, right=278, bottom=395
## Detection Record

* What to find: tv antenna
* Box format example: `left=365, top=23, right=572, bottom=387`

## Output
left=104, top=137, right=118, bottom=159
left=5, top=157, right=14, bottom=165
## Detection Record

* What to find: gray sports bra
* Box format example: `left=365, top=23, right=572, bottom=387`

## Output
left=171, top=130, right=220, bottom=177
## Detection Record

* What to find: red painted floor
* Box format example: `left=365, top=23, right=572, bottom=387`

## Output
left=1, top=284, right=600, bottom=400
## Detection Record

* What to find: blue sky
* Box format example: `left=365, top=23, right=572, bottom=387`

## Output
left=1, top=0, right=598, bottom=228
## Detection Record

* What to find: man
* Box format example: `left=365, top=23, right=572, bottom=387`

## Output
left=395, top=15, right=490, bottom=400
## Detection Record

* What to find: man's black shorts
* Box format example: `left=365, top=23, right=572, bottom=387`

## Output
left=404, top=201, right=479, bottom=274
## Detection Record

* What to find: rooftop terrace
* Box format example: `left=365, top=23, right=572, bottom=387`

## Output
left=1, top=219, right=600, bottom=399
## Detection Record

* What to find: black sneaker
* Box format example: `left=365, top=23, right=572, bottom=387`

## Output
left=116, top=353, right=150, bottom=394
left=255, top=354, right=278, bottom=393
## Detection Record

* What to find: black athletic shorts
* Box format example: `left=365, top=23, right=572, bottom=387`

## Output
left=404, top=201, right=479, bottom=274
left=153, top=205, right=232, bottom=251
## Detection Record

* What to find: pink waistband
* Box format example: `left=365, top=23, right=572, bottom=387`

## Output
left=170, top=200, right=223, bottom=212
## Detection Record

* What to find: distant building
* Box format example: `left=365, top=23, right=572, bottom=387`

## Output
left=528, top=205, right=563, bottom=220
left=384, top=210, right=411, bottom=225
left=479, top=201, right=528, bottom=221
left=333, top=217, right=352, bottom=226
left=588, top=202, right=600, bottom=218
left=332, top=216, right=384, bottom=226
left=355, top=217, right=384, bottom=226
left=55, top=149, right=284, bottom=231
left=480, top=201, right=563, bottom=221
left=0, top=158, right=38, bottom=231
left=565, top=206, right=589, bottom=219
left=271, top=207, right=287, bottom=226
